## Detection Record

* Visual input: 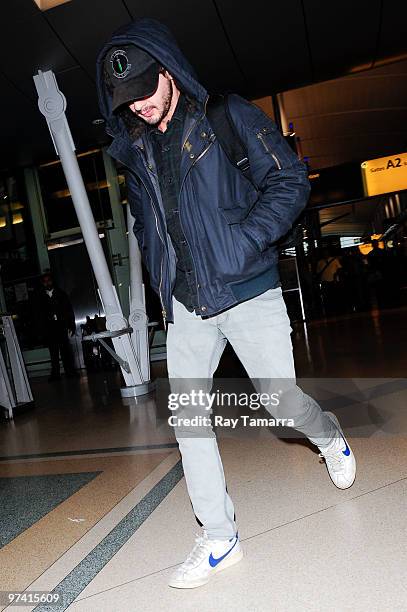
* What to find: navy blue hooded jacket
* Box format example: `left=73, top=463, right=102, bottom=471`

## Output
left=96, top=18, right=311, bottom=327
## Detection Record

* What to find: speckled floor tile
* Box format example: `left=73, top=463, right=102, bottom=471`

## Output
left=35, top=419, right=399, bottom=607
left=67, top=476, right=407, bottom=612
left=0, top=472, right=101, bottom=547
left=0, top=451, right=172, bottom=594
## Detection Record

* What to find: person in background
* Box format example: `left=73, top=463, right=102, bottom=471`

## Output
left=36, top=272, right=79, bottom=382
left=367, top=240, right=387, bottom=309
left=343, top=248, right=369, bottom=312
left=316, top=248, right=343, bottom=316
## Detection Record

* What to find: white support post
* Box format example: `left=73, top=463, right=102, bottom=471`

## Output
left=33, top=70, right=153, bottom=397
left=0, top=316, right=34, bottom=419
left=127, top=204, right=150, bottom=384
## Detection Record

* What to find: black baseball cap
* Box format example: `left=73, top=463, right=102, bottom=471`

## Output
left=104, top=45, right=161, bottom=112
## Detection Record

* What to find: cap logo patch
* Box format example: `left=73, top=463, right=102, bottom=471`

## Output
left=110, top=49, right=131, bottom=79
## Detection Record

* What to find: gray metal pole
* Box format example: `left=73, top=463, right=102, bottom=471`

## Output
left=127, top=203, right=150, bottom=383
left=34, top=69, right=154, bottom=397
left=127, top=204, right=143, bottom=305
left=55, top=130, right=119, bottom=312
left=33, top=72, right=117, bottom=314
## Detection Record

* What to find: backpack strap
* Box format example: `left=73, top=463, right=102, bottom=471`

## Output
left=206, top=94, right=302, bottom=249
left=206, top=94, right=255, bottom=186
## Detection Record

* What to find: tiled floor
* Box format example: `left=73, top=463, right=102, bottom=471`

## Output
left=1, top=307, right=406, bottom=611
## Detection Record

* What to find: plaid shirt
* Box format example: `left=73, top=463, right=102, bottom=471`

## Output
left=149, top=94, right=198, bottom=313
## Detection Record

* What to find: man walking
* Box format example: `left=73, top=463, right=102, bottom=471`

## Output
left=35, top=272, right=78, bottom=381
left=97, top=18, right=356, bottom=589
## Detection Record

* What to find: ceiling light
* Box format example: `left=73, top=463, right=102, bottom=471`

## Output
left=51, top=180, right=110, bottom=198
left=33, top=0, right=71, bottom=10
left=11, top=202, right=24, bottom=211
left=12, top=213, right=23, bottom=225
left=39, top=148, right=101, bottom=168
left=48, top=237, right=84, bottom=250
left=92, top=118, right=105, bottom=126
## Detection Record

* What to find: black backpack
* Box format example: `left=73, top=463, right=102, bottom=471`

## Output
left=206, top=94, right=303, bottom=249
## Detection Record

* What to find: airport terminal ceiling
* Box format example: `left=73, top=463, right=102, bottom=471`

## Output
left=1, top=0, right=407, bottom=170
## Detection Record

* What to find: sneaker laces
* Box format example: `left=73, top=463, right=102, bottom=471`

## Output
left=319, top=437, right=346, bottom=473
left=180, top=532, right=212, bottom=570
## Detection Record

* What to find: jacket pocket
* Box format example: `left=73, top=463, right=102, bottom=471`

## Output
left=256, top=127, right=282, bottom=170
left=217, top=186, right=259, bottom=225
left=238, top=223, right=263, bottom=253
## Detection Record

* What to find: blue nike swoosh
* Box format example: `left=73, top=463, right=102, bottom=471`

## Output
left=209, top=538, right=238, bottom=567
left=342, top=440, right=351, bottom=456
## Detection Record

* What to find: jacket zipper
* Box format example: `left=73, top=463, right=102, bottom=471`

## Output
left=117, top=157, right=168, bottom=330
left=177, top=97, right=212, bottom=313
left=137, top=173, right=168, bottom=331
left=192, top=135, right=216, bottom=164
left=257, top=132, right=282, bottom=170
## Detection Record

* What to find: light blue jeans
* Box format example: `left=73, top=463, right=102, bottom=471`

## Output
left=166, top=287, right=336, bottom=540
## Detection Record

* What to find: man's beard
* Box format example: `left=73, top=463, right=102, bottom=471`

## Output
left=143, top=80, right=173, bottom=127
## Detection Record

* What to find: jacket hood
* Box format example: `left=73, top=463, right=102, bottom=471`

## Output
left=96, top=18, right=207, bottom=139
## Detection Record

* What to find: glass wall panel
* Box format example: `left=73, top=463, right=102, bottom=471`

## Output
left=37, top=149, right=112, bottom=235
left=0, top=171, right=41, bottom=349
left=299, top=191, right=407, bottom=319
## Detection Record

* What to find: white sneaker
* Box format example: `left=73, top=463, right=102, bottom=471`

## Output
left=168, top=531, right=243, bottom=589
left=318, top=411, right=356, bottom=489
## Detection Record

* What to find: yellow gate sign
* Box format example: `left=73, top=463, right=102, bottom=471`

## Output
left=361, top=152, right=407, bottom=196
